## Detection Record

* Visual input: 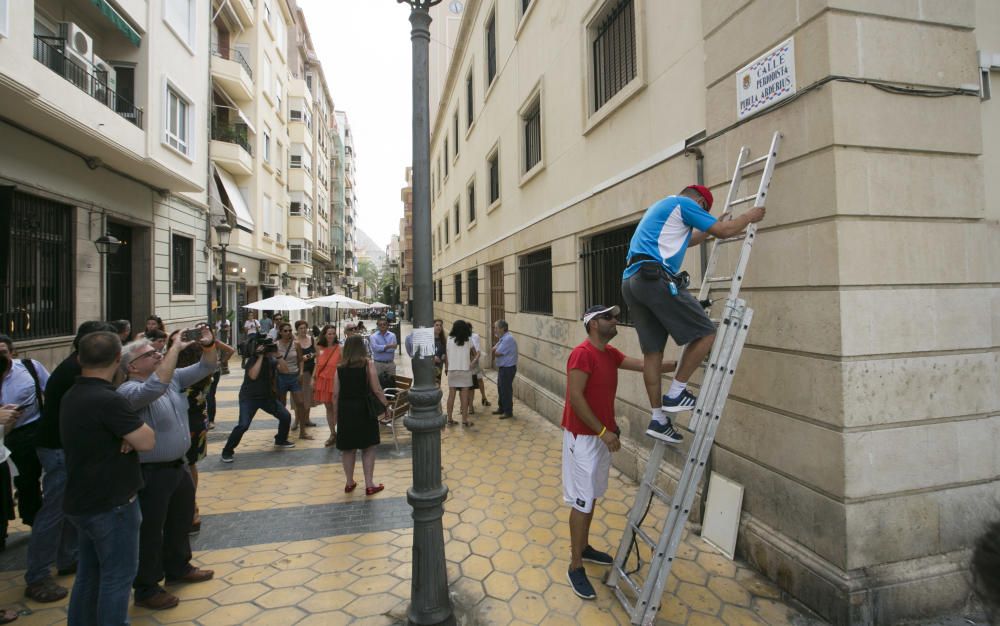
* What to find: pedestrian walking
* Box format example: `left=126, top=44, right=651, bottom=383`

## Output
left=221, top=334, right=296, bottom=463
left=561, top=305, right=677, bottom=600
left=274, top=323, right=309, bottom=439
left=445, top=321, right=477, bottom=427
left=622, top=184, right=764, bottom=442
left=312, top=326, right=341, bottom=448
left=491, top=320, right=517, bottom=419
left=294, top=320, right=318, bottom=436
left=369, top=318, right=398, bottom=386
left=332, top=335, right=390, bottom=496
left=266, top=314, right=283, bottom=340
left=118, top=330, right=218, bottom=610
left=61, top=331, right=155, bottom=625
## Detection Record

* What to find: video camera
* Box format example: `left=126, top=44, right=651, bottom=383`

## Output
left=242, top=335, right=278, bottom=360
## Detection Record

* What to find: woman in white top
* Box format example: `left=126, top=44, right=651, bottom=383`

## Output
left=243, top=311, right=261, bottom=340
left=445, top=320, right=477, bottom=427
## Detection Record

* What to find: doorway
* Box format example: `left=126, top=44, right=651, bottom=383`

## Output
left=105, top=221, right=132, bottom=325
left=488, top=262, right=504, bottom=366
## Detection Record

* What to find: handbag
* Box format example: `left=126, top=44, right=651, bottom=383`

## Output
left=366, top=388, right=386, bottom=420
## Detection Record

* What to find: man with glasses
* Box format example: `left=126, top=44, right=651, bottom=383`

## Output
left=369, top=318, right=398, bottom=385
left=622, top=185, right=765, bottom=442
left=266, top=314, right=284, bottom=341
left=561, top=305, right=676, bottom=600
left=117, top=329, right=219, bottom=610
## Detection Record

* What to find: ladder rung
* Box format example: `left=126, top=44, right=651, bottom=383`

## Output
left=631, top=523, right=657, bottom=549
left=615, top=568, right=642, bottom=596
left=740, top=153, right=769, bottom=169
left=650, top=484, right=672, bottom=503
left=730, top=195, right=757, bottom=206
left=706, top=276, right=732, bottom=283
left=718, top=235, right=745, bottom=244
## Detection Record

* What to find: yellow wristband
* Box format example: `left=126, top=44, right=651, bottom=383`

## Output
left=598, top=426, right=607, bottom=438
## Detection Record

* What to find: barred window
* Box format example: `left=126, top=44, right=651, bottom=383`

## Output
left=581, top=224, right=635, bottom=325
left=444, top=217, right=449, bottom=244
left=591, top=0, right=637, bottom=112
left=467, top=180, right=476, bottom=223
left=487, top=149, right=500, bottom=204
left=522, top=96, right=541, bottom=172
left=468, top=269, right=479, bottom=306
left=518, top=248, right=552, bottom=315
left=485, top=11, right=497, bottom=86
left=437, top=279, right=443, bottom=302
left=454, top=273, right=463, bottom=304
left=0, top=189, right=74, bottom=339
left=171, top=233, right=194, bottom=295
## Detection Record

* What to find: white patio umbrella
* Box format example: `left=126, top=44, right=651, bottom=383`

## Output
left=369, top=301, right=390, bottom=309
left=309, top=293, right=369, bottom=334
left=243, top=294, right=315, bottom=311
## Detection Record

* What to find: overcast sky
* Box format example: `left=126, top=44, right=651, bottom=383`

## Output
left=298, top=0, right=415, bottom=250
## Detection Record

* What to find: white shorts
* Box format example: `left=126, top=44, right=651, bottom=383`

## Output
left=562, top=429, right=611, bottom=514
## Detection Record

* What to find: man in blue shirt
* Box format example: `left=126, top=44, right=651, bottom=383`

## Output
left=369, top=318, right=398, bottom=384
left=622, top=185, right=765, bottom=443
left=491, top=320, right=518, bottom=419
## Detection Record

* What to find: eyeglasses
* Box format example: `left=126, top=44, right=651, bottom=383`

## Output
left=134, top=349, right=161, bottom=362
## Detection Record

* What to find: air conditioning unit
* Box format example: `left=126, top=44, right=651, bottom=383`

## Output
left=60, top=22, right=94, bottom=68
left=91, top=55, right=117, bottom=105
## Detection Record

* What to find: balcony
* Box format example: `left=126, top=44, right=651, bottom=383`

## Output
left=211, top=46, right=254, bottom=102
left=229, top=0, right=255, bottom=28
left=33, top=36, right=143, bottom=128
left=211, top=123, right=253, bottom=176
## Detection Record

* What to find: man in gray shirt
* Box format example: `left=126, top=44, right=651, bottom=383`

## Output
left=117, top=328, right=218, bottom=610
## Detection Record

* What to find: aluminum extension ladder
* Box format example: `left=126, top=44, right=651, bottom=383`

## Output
left=606, top=131, right=782, bottom=626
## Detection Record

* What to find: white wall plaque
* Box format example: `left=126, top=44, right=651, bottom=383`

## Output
left=736, top=38, right=796, bottom=120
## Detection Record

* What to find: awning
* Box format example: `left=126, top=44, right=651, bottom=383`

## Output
left=90, top=0, right=142, bottom=47
left=214, top=166, right=254, bottom=232
left=236, top=107, right=256, bottom=134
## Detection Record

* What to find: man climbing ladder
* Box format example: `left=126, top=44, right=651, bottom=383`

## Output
left=621, top=184, right=765, bottom=443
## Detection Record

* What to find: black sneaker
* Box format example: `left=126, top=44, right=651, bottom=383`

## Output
left=220, top=451, right=234, bottom=463
left=567, top=567, right=596, bottom=600
left=581, top=545, right=613, bottom=566
left=646, top=419, right=683, bottom=443
left=662, top=389, right=697, bottom=413
left=274, top=440, right=296, bottom=449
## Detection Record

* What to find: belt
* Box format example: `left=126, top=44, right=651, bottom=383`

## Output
left=626, top=253, right=659, bottom=266
left=141, top=458, right=185, bottom=469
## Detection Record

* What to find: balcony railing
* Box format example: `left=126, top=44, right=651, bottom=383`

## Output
left=211, top=45, right=253, bottom=79
left=211, top=122, right=253, bottom=155
left=33, top=36, right=143, bottom=128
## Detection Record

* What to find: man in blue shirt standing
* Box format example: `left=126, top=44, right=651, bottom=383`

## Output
left=369, top=318, right=398, bottom=385
left=491, top=320, right=518, bottom=419
left=622, top=185, right=765, bottom=443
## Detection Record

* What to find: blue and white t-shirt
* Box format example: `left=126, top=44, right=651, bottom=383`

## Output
left=622, top=195, right=717, bottom=279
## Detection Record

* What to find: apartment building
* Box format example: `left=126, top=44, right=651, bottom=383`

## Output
left=329, top=110, right=346, bottom=290
left=427, top=0, right=1000, bottom=623
left=1, top=0, right=210, bottom=366
left=336, top=110, right=359, bottom=298
left=400, top=166, right=413, bottom=317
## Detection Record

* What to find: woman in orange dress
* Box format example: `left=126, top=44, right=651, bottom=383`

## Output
left=312, top=325, right=342, bottom=447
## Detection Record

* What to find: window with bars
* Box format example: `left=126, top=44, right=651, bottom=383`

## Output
left=467, top=180, right=476, bottom=223
left=454, top=273, right=463, bottom=304
left=522, top=96, right=541, bottom=172
left=488, top=148, right=500, bottom=204
left=466, top=69, right=474, bottom=129
left=485, top=11, right=497, bottom=86
left=437, top=279, right=443, bottom=302
left=0, top=188, right=74, bottom=340
left=518, top=247, right=552, bottom=315
left=468, top=269, right=479, bottom=306
left=581, top=223, right=635, bottom=325
left=591, top=0, right=637, bottom=112
left=171, top=233, right=193, bottom=295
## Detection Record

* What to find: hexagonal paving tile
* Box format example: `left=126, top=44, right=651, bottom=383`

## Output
left=299, top=589, right=357, bottom=613
left=491, top=549, right=524, bottom=574
left=483, top=570, right=517, bottom=601
left=460, top=554, right=493, bottom=581
left=677, top=580, right=723, bottom=615
left=307, top=571, right=360, bottom=592
left=470, top=535, right=501, bottom=558
left=347, top=574, right=401, bottom=596
left=198, top=603, right=262, bottom=626
left=256, top=586, right=313, bottom=609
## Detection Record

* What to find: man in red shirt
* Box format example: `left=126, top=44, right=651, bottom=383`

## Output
left=562, top=305, right=676, bottom=600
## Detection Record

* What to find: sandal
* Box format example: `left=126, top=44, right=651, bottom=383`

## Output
left=0, top=609, right=17, bottom=624
left=299, top=432, right=315, bottom=440
left=446, top=419, right=459, bottom=425
left=365, top=484, right=385, bottom=496
left=345, top=482, right=358, bottom=493
left=324, top=435, right=337, bottom=448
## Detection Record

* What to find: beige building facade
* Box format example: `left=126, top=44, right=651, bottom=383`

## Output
left=1, top=0, right=211, bottom=367
left=428, top=0, right=1000, bottom=623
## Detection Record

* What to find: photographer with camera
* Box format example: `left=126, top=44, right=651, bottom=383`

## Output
left=117, top=327, right=219, bottom=610
left=220, top=335, right=295, bottom=464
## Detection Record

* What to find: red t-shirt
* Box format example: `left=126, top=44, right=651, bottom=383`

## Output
left=561, top=340, right=625, bottom=436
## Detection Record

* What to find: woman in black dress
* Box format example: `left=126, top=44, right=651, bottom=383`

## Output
left=332, top=335, right=391, bottom=495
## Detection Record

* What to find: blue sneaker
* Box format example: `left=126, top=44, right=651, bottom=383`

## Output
left=581, top=545, right=614, bottom=565
left=567, top=567, right=596, bottom=600
left=646, top=419, right=683, bottom=443
left=662, top=389, right=697, bottom=413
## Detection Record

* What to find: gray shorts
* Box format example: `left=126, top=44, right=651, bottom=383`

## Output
left=621, top=268, right=716, bottom=354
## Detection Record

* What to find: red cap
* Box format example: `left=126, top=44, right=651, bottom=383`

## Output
left=684, top=185, right=714, bottom=211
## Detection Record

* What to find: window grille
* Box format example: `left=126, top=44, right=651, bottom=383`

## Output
left=468, top=269, right=479, bottom=306
left=0, top=189, right=74, bottom=339
left=523, top=98, right=541, bottom=172
left=171, top=234, right=193, bottom=295
left=580, top=223, right=635, bottom=325
left=454, top=273, right=463, bottom=304
left=592, top=0, right=637, bottom=111
left=488, top=150, right=500, bottom=203
left=518, top=248, right=552, bottom=315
